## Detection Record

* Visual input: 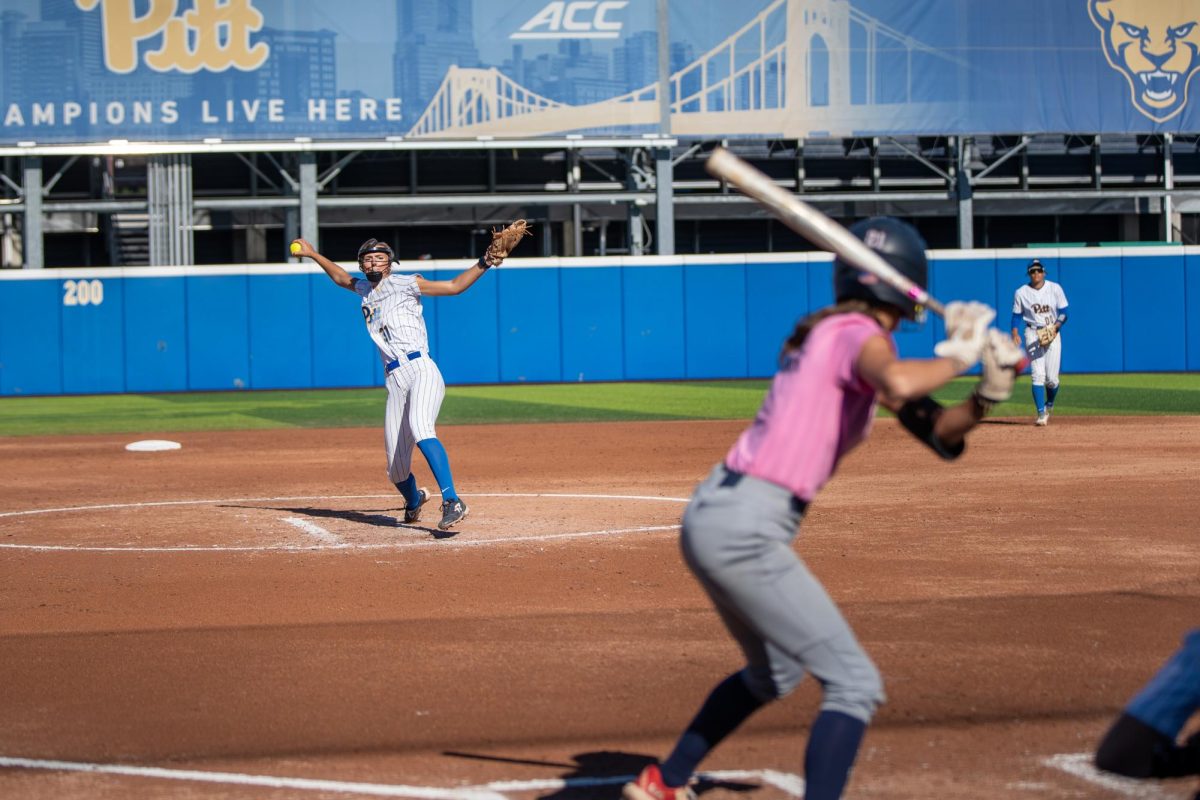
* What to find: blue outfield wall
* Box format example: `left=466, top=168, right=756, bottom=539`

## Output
left=0, top=247, right=1196, bottom=396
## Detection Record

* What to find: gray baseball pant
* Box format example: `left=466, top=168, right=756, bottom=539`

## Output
left=681, top=463, right=885, bottom=723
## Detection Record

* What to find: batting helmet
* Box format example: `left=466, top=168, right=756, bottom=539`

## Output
left=833, top=217, right=928, bottom=321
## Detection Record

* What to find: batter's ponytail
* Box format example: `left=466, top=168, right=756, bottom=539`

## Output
left=780, top=299, right=875, bottom=365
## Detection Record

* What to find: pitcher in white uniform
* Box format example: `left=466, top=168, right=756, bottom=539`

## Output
left=291, top=236, right=504, bottom=531
left=1010, top=259, right=1070, bottom=426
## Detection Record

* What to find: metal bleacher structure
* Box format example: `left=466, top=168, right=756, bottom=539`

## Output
left=1, top=0, right=1197, bottom=269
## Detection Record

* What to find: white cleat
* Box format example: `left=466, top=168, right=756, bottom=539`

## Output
left=1035, top=413, right=1049, bottom=426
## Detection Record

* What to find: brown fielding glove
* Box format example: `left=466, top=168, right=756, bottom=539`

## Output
left=1036, top=325, right=1057, bottom=348
left=483, top=219, right=533, bottom=267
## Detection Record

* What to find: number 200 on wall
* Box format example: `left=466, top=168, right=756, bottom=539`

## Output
left=62, top=279, right=104, bottom=306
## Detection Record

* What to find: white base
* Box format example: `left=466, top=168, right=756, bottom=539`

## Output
left=125, top=439, right=182, bottom=452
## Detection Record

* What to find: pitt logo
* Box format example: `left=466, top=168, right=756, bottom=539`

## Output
left=75, top=0, right=269, bottom=74
left=1088, top=0, right=1200, bottom=122
left=863, top=229, right=889, bottom=250
left=511, top=1, right=629, bottom=40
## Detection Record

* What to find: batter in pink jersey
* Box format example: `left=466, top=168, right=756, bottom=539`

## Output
left=624, top=218, right=1026, bottom=800
left=726, top=312, right=888, bottom=502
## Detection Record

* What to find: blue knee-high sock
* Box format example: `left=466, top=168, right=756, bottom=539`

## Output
left=1032, top=384, right=1047, bottom=414
left=804, top=710, right=867, bottom=800
left=416, top=438, right=458, bottom=502
left=394, top=473, right=420, bottom=508
left=1046, top=383, right=1059, bottom=407
left=659, top=672, right=768, bottom=787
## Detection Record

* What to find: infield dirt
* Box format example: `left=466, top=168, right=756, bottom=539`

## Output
left=1, top=416, right=1197, bottom=799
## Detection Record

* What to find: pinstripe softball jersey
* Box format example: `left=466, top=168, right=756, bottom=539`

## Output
left=354, top=274, right=428, bottom=366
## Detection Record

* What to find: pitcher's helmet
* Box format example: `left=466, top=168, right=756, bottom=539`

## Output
left=833, top=217, right=928, bottom=320
left=357, top=238, right=397, bottom=283
left=357, top=238, right=396, bottom=265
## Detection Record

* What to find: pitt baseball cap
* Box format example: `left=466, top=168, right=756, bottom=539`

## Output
left=1027, top=259, right=1045, bottom=274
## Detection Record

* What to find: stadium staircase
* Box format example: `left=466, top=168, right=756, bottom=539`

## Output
left=100, top=157, right=149, bottom=266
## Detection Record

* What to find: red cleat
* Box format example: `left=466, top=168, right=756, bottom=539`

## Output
left=622, top=764, right=696, bottom=800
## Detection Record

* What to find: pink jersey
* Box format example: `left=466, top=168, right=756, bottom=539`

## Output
left=725, top=312, right=890, bottom=501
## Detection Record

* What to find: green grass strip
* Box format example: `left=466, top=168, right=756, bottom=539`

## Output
left=925, top=373, right=1200, bottom=417
left=0, top=374, right=1196, bottom=437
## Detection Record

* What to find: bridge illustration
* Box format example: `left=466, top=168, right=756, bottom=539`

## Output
left=407, top=0, right=965, bottom=139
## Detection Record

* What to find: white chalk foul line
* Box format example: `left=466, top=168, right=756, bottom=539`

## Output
left=1043, top=753, right=1179, bottom=798
left=0, top=493, right=690, bottom=519
left=0, top=524, right=681, bottom=552
left=0, top=756, right=506, bottom=800
left=0, top=492, right=688, bottom=552
left=281, top=517, right=342, bottom=545
left=0, top=494, right=391, bottom=519
left=0, top=757, right=804, bottom=799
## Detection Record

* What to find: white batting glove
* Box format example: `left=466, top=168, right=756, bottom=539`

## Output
left=974, top=329, right=1026, bottom=407
left=933, top=301, right=996, bottom=372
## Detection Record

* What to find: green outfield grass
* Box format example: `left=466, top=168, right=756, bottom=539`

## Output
left=0, top=374, right=1197, bottom=437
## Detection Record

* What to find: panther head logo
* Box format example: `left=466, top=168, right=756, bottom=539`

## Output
left=1089, top=0, right=1200, bottom=122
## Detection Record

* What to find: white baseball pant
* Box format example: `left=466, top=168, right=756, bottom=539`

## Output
left=1024, top=329, right=1062, bottom=388
left=382, top=353, right=445, bottom=483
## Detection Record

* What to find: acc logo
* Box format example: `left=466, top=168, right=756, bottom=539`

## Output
left=76, top=0, right=269, bottom=74
left=1088, top=0, right=1200, bottom=122
left=512, top=1, right=629, bottom=40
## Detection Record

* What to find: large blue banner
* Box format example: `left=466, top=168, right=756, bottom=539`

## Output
left=1, top=0, right=1198, bottom=144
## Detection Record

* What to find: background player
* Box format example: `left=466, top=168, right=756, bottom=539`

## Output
left=289, top=232, right=521, bottom=531
left=1010, top=259, right=1069, bottom=426
left=1095, top=627, right=1200, bottom=783
left=622, top=217, right=1025, bottom=800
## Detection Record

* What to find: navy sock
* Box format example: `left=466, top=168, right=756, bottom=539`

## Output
left=416, top=438, right=458, bottom=502
left=660, top=672, right=767, bottom=787
left=1046, top=383, right=1059, bottom=407
left=804, top=710, right=867, bottom=800
left=394, top=474, right=420, bottom=508
left=1032, top=384, right=1046, bottom=413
